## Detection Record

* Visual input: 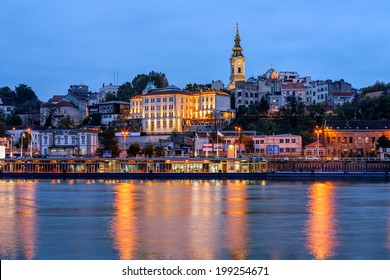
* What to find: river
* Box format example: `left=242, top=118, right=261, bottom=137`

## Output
left=0, top=179, right=389, bottom=260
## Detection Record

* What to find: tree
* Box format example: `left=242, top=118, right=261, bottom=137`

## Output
left=258, top=95, right=270, bottom=115
left=15, top=84, right=38, bottom=105
left=96, top=127, right=120, bottom=157
left=132, top=71, right=169, bottom=94
left=105, top=93, right=117, bottom=102
left=127, top=142, right=141, bottom=157
left=5, top=112, right=22, bottom=126
left=142, top=143, right=154, bottom=158
left=154, top=146, right=165, bottom=157
left=90, top=113, right=102, bottom=126
left=0, top=121, right=6, bottom=137
left=234, top=134, right=254, bottom=153
left=117, top=82, right=134, bottom=101
left=377, top=135, right=390, bottom=148
left=0, top=86, right=16, bottom=98
left=207, top=131, right=223, bottom=144
left=58, top=116, right=75, bottom=128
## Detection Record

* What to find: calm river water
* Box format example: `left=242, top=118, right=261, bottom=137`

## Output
left=0, top=179, right=389, bottom=260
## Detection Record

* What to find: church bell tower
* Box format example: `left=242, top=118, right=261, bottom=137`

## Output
left=228, top=23, right=246, bottom=91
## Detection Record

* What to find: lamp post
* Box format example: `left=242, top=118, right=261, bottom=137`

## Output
left=27, top=128, right=32, bottom=157
left=21, top=133, right=24, bottom=158
left=10, top=127, right=15, bottom=158
left=235, top=126, right=242, bottom=157
left=121, top=130, right=129, bottom=157
left=314, top=127, right=322, bottom=159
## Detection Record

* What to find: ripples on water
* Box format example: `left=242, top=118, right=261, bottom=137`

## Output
left=0, top=179, right=389, bottom=260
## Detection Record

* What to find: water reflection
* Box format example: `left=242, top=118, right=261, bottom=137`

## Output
left=0, top=180, right=37, bottom=259
left=306, top=182, right=337, bottom=259
left=225, top=180, right=248, bottom=259
left=188, top=180, right=223, bottom=259
left=111, top=182, right=138, bottom=259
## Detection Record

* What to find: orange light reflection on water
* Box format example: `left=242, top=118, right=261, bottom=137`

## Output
left=0, top=180, right=37, bottom=259
left=112, top=182, right=138, bottom=260
left=306, top=182, right=337, bottom=260
left=225, top=180, right=248, bottom=259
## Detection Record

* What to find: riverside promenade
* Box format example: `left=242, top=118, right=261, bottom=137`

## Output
left=0, top=157, right=389, bottom=180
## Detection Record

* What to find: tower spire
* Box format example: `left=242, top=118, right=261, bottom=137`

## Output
left=232, top=22, right=243, bottom=57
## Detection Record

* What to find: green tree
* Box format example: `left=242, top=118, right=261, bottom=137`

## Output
left=377, top=135, right=390, bottom=148
left=207, top=131, right=224, bottom=144
left=96, top=127, right=120, bottom=157
left=258, top=95, right=270, bottom=115
left=117, top=82, right=134, bottom=101
left=234, top=134, right=254, bottom=153
left=0, top=121, right=6, bottom=136
left=127, top=142, right=141, bottom=157
left=154, top=146, right=165, bottom=157
left=58, top=116, right=75, bottom=128
left=105, top=93, right=117, bottom=102
left=142, top=143, right=154, bottom=158
left=90, top=113, right=102, bottom=126
left=15, top=84, right=38, bottom=104
left=0, top=86, right=16, bottom=98
left=5, top=112, right=22, bottom=126
left=132, top=71, right=169, bottom=94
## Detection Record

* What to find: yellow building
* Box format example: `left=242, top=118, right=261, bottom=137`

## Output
left=130, top=85, right=234, bottom=133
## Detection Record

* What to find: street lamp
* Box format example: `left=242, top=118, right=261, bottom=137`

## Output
left=21, top=133, right=24, bottom=158
left=121, top=130, right=129, bottom=157
left=314, top=127, right=322, bottom=159
left=10, top=127, right=15, bottom=158
left=27, top=128, right=32, bottom=157
left=235, top=126, right=242, bottom=157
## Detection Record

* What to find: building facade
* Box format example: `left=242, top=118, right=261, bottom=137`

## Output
left=40, top=129, right=98, bottom=157
left=323, top=120, right=390, bottom=157
left=130, top=85, right=234, bottom=134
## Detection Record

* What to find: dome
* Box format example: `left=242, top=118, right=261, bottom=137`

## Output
left=265, top=67, right=278, bottom=79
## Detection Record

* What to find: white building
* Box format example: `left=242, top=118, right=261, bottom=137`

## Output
left=88, top=83, right=119, bottom=105
left=0, top=96, right=15, bottom=117
left=40, top=101, right=84, bottom=127
left=40, top=129, right=98, bottom=157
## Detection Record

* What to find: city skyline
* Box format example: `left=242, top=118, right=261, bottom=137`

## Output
left=1, top=0, right=390, bottom=101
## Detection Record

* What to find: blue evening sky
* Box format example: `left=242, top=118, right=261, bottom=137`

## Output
left=1, top=0, right=389, bottom=101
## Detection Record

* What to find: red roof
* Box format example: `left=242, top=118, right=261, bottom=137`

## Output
left=304, top=142, right=325, bottom=148
left=41, top=101, right=78, bottom=109
left=282, top=82, right=305, bottom=90
left=50, top=95, right=65, bottom=102
left=365, top=91, right=384, bottom=98
left=332, top=92, right=355, bottom=97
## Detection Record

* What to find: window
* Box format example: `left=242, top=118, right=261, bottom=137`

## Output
left=280, top=148, right=284, bottom=153
left=163, top=98, right=167, bottom=102
left=291, top=139, right=296, bottom=143
left=349, top=137, right=353, bottom=144
left=169, top=97, right=174, bottom=102
left=151, top=98, right=155, bottom=103
left=238, top=92, right=242, bottom=97
left=238, top=67, right=242, bottom=73
left=260, top=140, right=264, bottom=144
left=255, top=140, right=259, bottom=144
left=285, top=139, right=290, bottom=143
left=144, top=99, right=149, bottom=103
left=169, top=120, right=173, bottom=128
left=279, top=139, right=284, bottom=143
left=157, top=98, right=161, bottom=102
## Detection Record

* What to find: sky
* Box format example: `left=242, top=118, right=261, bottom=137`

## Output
left=1, top=0, right=390, bottom=101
